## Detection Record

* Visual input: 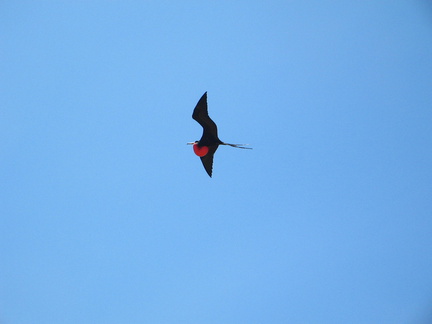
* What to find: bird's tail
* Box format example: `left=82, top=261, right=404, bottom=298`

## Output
left=222, top=143, right=252, bottom=149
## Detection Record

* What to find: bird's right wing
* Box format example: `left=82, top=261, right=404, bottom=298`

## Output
left=200, top=145, right=219, bottom=177
left=192, top=92, right=219, bottom=139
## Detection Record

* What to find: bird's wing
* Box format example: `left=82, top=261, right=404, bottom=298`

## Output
left=192, top=92, right=219, bottom=139
left=200, top=145, right=219, bottom=177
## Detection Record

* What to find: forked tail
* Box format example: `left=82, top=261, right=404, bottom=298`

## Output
left=222, top=143, right=252, bottom=149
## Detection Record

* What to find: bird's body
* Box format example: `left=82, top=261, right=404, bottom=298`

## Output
left=189, top=92, right=251, bottom=177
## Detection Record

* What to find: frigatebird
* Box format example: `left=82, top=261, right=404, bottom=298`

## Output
left=188, top=92, right=251, bottom=177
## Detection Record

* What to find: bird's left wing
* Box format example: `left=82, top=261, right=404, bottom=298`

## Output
left=192, top=92, right=219, bottom=139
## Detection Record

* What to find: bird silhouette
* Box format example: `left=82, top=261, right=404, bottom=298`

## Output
left=188, top=92, right=251, bottom=177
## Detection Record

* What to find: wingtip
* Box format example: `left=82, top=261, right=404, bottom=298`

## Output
left=199, top=91, right=207, bottom=102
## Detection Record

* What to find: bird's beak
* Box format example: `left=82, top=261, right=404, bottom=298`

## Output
left=186, top=142, right=195, bottom=145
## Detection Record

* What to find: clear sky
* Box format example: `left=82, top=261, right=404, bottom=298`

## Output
left=1, top=1, right=432, bottom=323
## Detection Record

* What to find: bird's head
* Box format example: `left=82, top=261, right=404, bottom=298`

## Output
left=187, top=141, right=209, bottom=156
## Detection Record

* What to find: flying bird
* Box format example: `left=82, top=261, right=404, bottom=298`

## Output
left=188, top=92, right=251, bottom=177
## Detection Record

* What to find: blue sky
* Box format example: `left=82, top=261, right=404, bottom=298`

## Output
left=1, top=1, right=432, bottom=323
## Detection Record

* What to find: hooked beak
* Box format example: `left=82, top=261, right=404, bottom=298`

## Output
left=186, top=142, right=195, bottom=145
